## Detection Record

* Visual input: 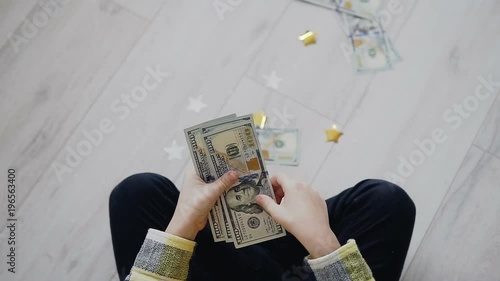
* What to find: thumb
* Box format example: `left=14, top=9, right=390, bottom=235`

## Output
left=211, top=171, right=239, bottom=195
left=255, top=195, right=280, bottom=217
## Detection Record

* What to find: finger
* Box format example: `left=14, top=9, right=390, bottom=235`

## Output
left=270, top=175, right=281, bottom=189
left=271, top=173, right=292, bottom=192
left=211, top=170, right=239, bottom=194
left=255, top=195, right=280, bottom=218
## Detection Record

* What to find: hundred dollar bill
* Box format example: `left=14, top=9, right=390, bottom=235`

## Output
left=184, top=114, right=236, bottom=242
left=351, top=34, right=392, bottom=72
left=300, top=0, right=381, bottom=19
left=202, top=120, right=286, bottom=248
left=256, top=128, right=301, bottom=166
left=346, top=17, right=392, bottom=72
left=336, top=0, right=382, bottom=18
left=199, top=115, right=257, bottom=242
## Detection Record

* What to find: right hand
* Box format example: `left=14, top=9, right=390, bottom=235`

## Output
left=255, top=174, right=341, bottom=259
left=166, top=169, right=238, bottom=240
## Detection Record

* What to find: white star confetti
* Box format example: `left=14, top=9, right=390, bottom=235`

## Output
left=187, top=95, right=207, bottom=113
left=263, top=71, right=282, bottom=90
left=164, top=140, right=185, bottom=160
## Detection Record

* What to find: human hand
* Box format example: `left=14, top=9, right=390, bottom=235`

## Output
left=255, top=174, right=341, bottom=259
left=166, top=169, right=238, bottom=240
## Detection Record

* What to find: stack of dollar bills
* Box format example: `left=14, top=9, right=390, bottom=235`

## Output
left=184, top=114, right=287, bottom=248
left=300, top=0, right=402, bottom=72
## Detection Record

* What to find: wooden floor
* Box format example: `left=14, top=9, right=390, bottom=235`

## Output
left=0, top=0, right=499, bottom=280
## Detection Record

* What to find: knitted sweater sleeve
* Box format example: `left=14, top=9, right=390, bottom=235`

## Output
left=125, top=229, right=195, bottom=281
left=303, top=239, right=375, bottom=281
left=124, top=229, right=373, bottom=281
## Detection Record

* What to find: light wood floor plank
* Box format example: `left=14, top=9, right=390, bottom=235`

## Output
left=404, top=146, right=500, bottom=280
left=308, top=0, right=500, bottom=274
left=0, top=0, right=149, bottom=219
left=220, top=76, right=336, bottom=183
left=245, top=0, right=419, bottom=124
left=0, top=0, right=38, bottom=50
left=113, top=0, right=165, bottom=20
left=3, top=1, right=291, bottom=280
left=474, top=95, right=500, bottom=158
left=1, top=0, right=499, bottom=280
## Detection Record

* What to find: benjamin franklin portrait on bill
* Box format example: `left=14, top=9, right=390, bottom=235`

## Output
left=225, top=180, right=263, bottom=214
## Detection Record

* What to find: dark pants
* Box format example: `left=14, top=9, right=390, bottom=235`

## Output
left=109, top=173, right=415, bottom=281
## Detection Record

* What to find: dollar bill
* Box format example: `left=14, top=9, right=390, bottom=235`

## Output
left=256, top=128, right=301, bottom=166
left=200, top=115, right=254, bottom=135
left=299, top=0, right=402, bottom=71
left=300, top=0, right=381, bottom=19
left=336, top=0, right=382, bottom=18
left=345, top=17, right=392, bottom=72
left=199, top=115, right=257, bottom=242
left=351, top=34, right=392, bottom=72
left=184, top=114, right=236, bottom=242
left=201, top=119, right=286, bottom=248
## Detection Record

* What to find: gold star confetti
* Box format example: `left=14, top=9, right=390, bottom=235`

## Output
left=253, top=111, right=267, bottom=129
left=325, top=125, right=343, bottom=143
left=298, top=31, right=317, bottom=46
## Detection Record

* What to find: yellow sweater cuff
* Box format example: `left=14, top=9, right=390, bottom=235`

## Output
left=306, top=239, right=374, bottom=281
left=129, top=228, right=196, bottom=281
left=147, top=229, right=196, bottom=252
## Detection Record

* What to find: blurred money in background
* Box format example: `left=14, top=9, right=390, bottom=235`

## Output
left=256, top=128, right=301, bottom=166
left=300, top=0, right=402, bottom=72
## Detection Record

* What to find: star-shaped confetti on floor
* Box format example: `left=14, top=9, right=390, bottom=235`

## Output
left=164, top=140, right=185, bottom=160
left=298, top=31, right=317, bottom=46
left=263, top=71, right=282, bottom=90
left=325, top=125, right=344, bottom=143
left=253, top=111, right=267, bottom=129
left=187, top=95, right=207, bottom=113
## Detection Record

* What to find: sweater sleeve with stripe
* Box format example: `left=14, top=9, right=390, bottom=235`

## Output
left=124, top=228, right=374, bottom=281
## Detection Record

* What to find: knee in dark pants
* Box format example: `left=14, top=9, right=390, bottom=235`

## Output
left=109, top=173, right=166, bottom=207
left=359, top=179, right=416, bottom=222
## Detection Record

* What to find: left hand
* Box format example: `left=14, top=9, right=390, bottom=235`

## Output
left=166, top=169, right=239, bottom=240
left=255, top=173, right=340, bottom=258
